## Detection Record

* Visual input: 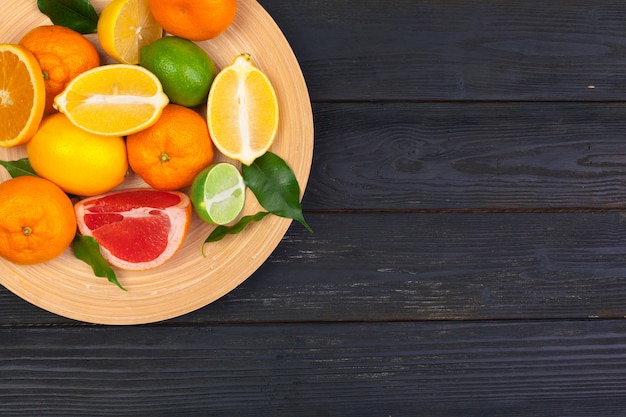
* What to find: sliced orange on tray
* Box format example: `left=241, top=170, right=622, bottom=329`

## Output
left=207, top=53, right=279, bottom=165
left=0, top=44, right=45, bottom=148
left=54, top=64, right=169, bottom=136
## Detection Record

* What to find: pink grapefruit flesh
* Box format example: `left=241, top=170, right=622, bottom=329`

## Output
left=75, top=189, right=192, bottom=271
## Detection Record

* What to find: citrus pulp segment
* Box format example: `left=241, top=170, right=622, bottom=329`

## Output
left=207, top=53, right=279, bottom=166
left=190, top=163, right=246, bottom=225
left=74, top=189, right=192, bottom=271
left=0, top=44, right=45, bottom=148
left=53, top=64, right=169, bottom=136
left=98, top=0, right=163, bottom=65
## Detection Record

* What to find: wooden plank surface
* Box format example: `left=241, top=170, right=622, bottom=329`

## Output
left=4, top=0, right=626, bottom=415
left=3, top=320, right=626, bottom=416
left=306, top=102, right=626, bottom=210
left=260, top=0, right=626, bottom=101
left=3, top=211, right=626, bottom=325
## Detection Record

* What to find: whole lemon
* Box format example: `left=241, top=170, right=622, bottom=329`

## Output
left=140, top=36, right=217, bottom=108
left=26, top=113, right=128, bottom=196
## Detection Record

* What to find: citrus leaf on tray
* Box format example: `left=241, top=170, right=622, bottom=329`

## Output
left=73, top=234, right=126, bottom=291
left=242, top=151, right=312, bottom=232
left=0, top=158, right=38, bottom=178
left=37, top=0, right=99, bottom=34
left=204, top=211, right=270, bottom=247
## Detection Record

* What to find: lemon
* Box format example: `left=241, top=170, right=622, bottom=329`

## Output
left=207, top=54, right=279, bottom=166
left=26, top=113, right=128, bottom=197
left=190, top=163, right=246, bottom=225
left=98, top=0, right=163, bottom=65
left=53, top=64, right=169, bottom=136
left=140, top=36, right=217, bottom=107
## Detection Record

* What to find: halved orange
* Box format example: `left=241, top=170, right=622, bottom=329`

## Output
left=207, top=53, right=279, bottom=166
left=0, top=44, right=45, bottom=148
left=54, top=64, right=169, bottom=136
left=98, top=0, right=163, bottom=65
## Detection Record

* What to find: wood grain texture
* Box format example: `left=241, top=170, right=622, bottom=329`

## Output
left=260, top=0, right=626, bottom=101
left=3, top=320, right=626, bottom=416
left=3, top=0, right=626, bottom=414
left=3, top=211, right=626, bottom=325
left=305, top=102, right=626, bottom=210
left=0, top=0, right=313, bottom=325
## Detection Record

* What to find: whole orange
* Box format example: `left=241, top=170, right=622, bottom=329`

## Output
left=126, top=104, right=214, bottom=190
left=148, top=0, right=237, bottom=41
left=19, top=25, right=100, bottom=113
left=0, top=176, right=77, bottom=265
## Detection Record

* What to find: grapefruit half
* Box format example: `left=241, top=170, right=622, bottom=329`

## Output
left=74, top=189, right=192, bottom=271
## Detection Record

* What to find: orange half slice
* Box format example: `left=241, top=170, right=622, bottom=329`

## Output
left=54, top=64, right=169, bottom=136
left=0, top=44, right=45, bottom=148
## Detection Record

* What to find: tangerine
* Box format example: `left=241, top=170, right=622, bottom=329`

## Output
left=19, top=25, right=100, bottom=114
left=0, top=176, right=77, bottom=265
left=126, top=104, right=214, bottom=190
left=74, top=189, right=191, bottom=271
left=148, top=0, right=236, bottom=41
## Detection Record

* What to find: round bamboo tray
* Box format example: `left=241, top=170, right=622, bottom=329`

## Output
left=0, top=0, right=314, bottom=324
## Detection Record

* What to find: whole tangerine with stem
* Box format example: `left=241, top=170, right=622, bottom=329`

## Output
left=19, top=25, right=100, bottom=114
left=126, top=104, right=214, bottom=191
left=0, top=176, right=77, bottom=265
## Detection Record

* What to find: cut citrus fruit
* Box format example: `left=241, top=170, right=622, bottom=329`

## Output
left=0, top=44, right=45, bottom=148
left=207, top=53, right=279, bottom=166
left=53, top=64, right=169, bottom=136
left=74, top=189, right=191, bottom=271
left=98, top=0, right=163, bottom=65
left=190, top=163, right=246, bottom=225
left=19, top=25, right=100, bottom=114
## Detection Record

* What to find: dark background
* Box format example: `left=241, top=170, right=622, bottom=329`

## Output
left=4, top=0, right=626, bottom=415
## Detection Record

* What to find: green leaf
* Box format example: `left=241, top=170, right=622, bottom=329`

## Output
left=203, top=212, right=270, bottom=248
left=242, top=152, right=312, bottom=232
left=73, top=234, right=126, bottom=291
left=38, top=0, right=99, bottom=34
left=0, top=158, right=38, bottom=178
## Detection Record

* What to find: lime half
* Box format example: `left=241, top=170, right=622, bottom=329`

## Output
left=190, top=163, right=246, bottom=225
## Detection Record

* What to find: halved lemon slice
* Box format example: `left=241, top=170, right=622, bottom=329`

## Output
left=207, top=54, right=279, bottom=166
left=98, top=0, right=163, bottom=65
left=54, top=64, right=169, bottom=136
left=0, top=44, right=45, bottom=148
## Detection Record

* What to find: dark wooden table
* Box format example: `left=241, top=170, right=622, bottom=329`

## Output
left=5, top=0, right=626, bottom=415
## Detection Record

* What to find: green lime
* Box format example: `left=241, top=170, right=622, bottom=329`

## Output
left=191, top=163, right=246, bottom=225
left=140, top=36, right=217, bottom=107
